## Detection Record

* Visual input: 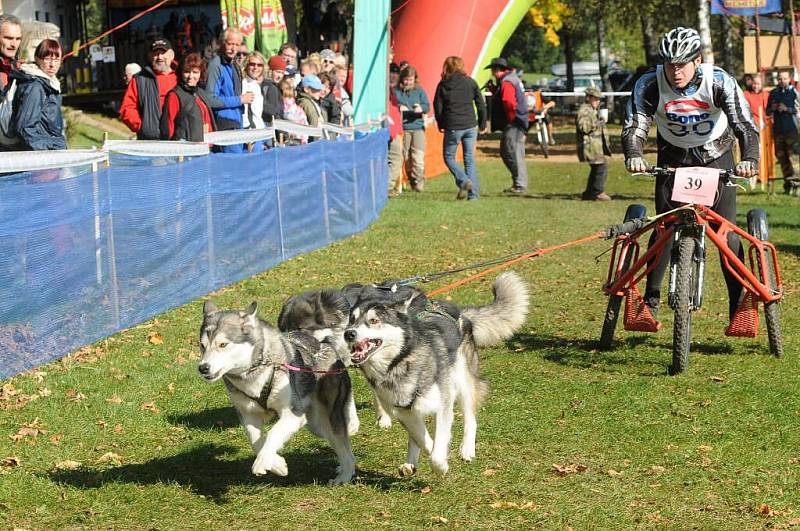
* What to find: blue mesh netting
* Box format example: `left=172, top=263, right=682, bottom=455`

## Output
left=0, top=129, right=389, bottom=380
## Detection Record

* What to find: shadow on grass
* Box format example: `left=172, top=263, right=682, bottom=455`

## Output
left=167, top=407, right=240, bottom=430
left=508, top=331, right=763, bottom=376
left=46, top=443, right=424, bottom=501
left=490, top=191, right=653, bottom=202
left=776, top=242, right=800, bottom=257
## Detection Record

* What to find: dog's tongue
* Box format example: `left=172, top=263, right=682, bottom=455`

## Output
left=352, top=338, right=371, bottom=360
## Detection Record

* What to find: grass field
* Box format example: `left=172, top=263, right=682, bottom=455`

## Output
left=1, top=156, right=798, bottom=530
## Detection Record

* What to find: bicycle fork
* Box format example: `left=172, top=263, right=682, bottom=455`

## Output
left=668, top=225, right=706, bottom=311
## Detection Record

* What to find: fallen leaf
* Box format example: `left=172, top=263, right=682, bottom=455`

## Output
left=0, top=383, right=17, bottom=400
left=650, top=465, right=667, bottom=474
left=431, top=516, right=448, bottom=524
left=759, top=503, right=775, bottom=517
left=708, top=376, right=726, bottom=383
left=65, top=389, right=86, bottom=402
left=167, top=383, right=175, bottom=394
left=1, top=456, right=20, bottom=467
left=483, top=468, right=497, bottom=476
left=141, top=402, right=160, bottom=414
left=697, top=445, right=713, bottom=452
left=97, top=420, right=107, bottom=429
left=37, top=388, right=51, bottom=397
left=54, top=460, right=81, bottom=470
left=114, top=424, right=124, bottom=434
left=490, top=501, right=518, bottom=509
left=420, top=486, right=432, bottom=494
left=97, top=452, right=122, bottom=465
left=105, top=395, right=123, bottom=405
left=10, top=419, right=46, bottom=441
left=50, top=433, right=63, bottom=444
left=552, top=463, right=588, bottom=475
left=607, top=469, right=623, bottom=477
left=377, top=511, right=390, bottom=518
left=147, top=331, right=164, bottom=345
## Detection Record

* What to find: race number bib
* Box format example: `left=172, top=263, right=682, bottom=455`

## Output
left=671, top=167, right=720, bottom=206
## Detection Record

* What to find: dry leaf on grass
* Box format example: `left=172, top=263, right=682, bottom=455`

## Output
left=65, top=389, right=86, bottom=402
left=141, top=402, right=160, bottom=414
left=420, top=486, right=432, bottom=494
left=10, top=419, right=47, bottom=441
left=708, top=375, right=726, bottom=383
left=483, top=468, right=497, bottom=476
left=430, top=516, right=448, bottom=524
left=105, top=395, right=123, bottom=405
left=147, top=331, right=164, bottom=345
left=1, top=456, right=20, bottom=467
left=50, top=433, right=63, bottom=444
left=54, top=460, right=81, bottom=470
left=650, top=465, right=667, bottom=474
left=97, top=452, right=122, bottom=465
left=607, top=469, right=623, bottom=477
left=552, top=463, right=588, bottom=475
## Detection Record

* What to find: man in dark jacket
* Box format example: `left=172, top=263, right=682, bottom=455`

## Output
left=118, top=38, right=178, bottom=140
left=486, top=57, right=528, bottom=194
left=766, top=70, right=799, bottom=193
left=206, top=28, right=254, bottom=153
left=434, top=55, right=486, bottom=200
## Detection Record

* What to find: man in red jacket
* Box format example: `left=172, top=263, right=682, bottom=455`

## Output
left=487, top=57, right=528, bottom=194
left=119, top=38, right=178, bottom=139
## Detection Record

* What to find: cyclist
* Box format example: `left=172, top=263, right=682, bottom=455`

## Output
left=622, top=26, right=759, bottom=322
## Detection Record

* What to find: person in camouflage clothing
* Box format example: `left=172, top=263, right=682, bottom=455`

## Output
left=576, top=86, right=612, bottom=200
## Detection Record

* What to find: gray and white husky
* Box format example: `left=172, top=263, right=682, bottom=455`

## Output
left=198, top=300, right=357, bottom=485
left=343, top=271, right=529, bottom=476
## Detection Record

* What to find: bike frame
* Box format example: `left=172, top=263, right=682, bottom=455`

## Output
left=603, top=204, right=783, bottom=306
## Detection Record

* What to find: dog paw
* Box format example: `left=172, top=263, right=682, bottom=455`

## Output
left=251, top=453, right=288, bottom=477
left=430, top=456, right=449, bottom=476
left=460, top=444, right=476, bottom=462
left=377, top=415, right=392, bottom=429
left=398, top=463, right=417, bottom=477
left=348, top=418, right=360, bottom=436
left=328, top=468, right=355, bottom=485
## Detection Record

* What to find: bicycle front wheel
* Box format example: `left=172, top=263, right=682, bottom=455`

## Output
left=671, top=236, right=695, bottom=374
left=748, top=209, right=784, bottom=358
left=539, top=124, right=549, bottom=158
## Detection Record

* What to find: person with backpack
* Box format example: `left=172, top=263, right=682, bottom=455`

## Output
left=8, top=39, right=66, bottom=150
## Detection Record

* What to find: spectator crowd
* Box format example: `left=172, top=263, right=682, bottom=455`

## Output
left=1, top=13, right=797, bottom=198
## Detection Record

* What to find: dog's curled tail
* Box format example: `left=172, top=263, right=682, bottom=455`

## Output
left=461, top=271, right=529, bottom=348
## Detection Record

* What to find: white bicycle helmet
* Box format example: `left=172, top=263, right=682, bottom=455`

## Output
left=659, top=27, right=702, bottom=63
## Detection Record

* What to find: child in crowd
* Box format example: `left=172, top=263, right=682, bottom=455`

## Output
left=280, top=77, right=308, bottom=144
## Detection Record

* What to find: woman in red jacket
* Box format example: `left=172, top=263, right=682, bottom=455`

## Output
left=160, top=53, right=215, bottom=141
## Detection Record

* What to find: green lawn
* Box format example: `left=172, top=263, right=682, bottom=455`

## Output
left=1, top=158, right=798, bottom=529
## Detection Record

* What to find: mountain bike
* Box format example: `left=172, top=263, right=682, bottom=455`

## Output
left=529, top=111, right=550, bottom=158
left=599, top=167, right=784, bottom=374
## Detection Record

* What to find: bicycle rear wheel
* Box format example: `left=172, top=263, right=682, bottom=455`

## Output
left=747, top=209, right=784, bottom=358
left=599, top=204, right=647, bottom=349
left=671, top=236, right=695, bottom=374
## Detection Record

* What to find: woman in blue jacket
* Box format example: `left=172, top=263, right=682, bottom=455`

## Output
left=9, top=39, right=66, bottom=150
left=395, top=66, right=430, bottom=191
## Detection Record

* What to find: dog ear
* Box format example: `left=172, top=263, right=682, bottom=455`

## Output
left=246, top=301, right=258, bottom=316
left=400, top=292, right=421, bottom=314
left=203, top=300, right=219, bottom=315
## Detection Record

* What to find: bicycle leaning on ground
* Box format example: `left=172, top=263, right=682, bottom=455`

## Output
left=598, top=166, right=784, bottom=374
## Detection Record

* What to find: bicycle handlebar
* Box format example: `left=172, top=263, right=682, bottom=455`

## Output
left=635, top=166, right=757, bottom=188
left=604, top=217, right=648, bottom=239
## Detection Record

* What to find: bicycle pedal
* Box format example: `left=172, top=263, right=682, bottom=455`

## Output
left=724, top=292, right=759, bottom=338
left=624, top=287, right=662, bottom=333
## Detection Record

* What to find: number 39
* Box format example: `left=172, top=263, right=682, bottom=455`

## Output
left=684, top=177, right=703, bottom=190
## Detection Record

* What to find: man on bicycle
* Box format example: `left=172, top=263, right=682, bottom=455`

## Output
left=622, top=26, right=759, bottom=322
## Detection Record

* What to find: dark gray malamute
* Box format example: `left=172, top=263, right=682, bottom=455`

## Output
left=343, top=272, right=529, bottom=476
left=198, top=300, right=357, bottom=485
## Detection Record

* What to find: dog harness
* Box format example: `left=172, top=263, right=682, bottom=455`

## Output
left=415, top=301, right=459, bottom=325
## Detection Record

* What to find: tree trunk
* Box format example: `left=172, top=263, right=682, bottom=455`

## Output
left=697, top=0, right=714, bottom=63
left=640, top=14, right=659, bottom=65
left=720, top=12, right=733, bottom=72
left=281, top=0, right=297, bottom=44
left=563, top=29, right=575, bottom=91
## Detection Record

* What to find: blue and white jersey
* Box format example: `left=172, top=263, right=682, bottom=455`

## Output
left=622, top=64, right=759, bottom=165
left=654, top=64, right=728, bottom=148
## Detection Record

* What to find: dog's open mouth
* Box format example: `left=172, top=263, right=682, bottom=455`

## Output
left=350, top=338, right=382, bottom=364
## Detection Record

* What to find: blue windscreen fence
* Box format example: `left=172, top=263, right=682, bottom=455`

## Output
left=0, top=129, right=389, bottom=380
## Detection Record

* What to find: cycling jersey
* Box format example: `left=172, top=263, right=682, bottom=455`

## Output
left=623, top=65, right=759, bottom=166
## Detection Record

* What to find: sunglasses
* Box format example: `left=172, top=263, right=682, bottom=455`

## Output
left=236, top=52, right=248, bottom=58
left=323, top=59, right=334, bottom=64
left=248, top=62, right=263, bottom=67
